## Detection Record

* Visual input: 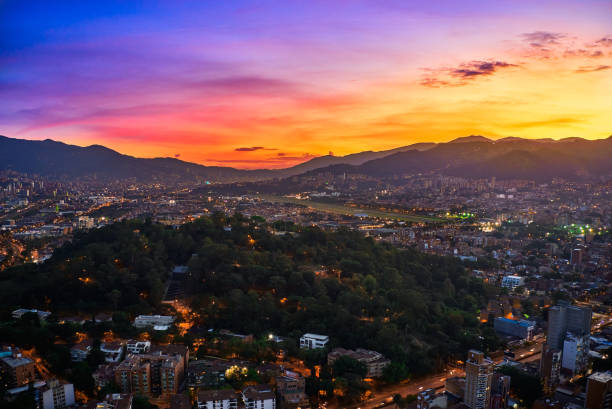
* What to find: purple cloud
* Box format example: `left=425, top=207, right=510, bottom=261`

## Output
left=521, top=31, right=567, bottom=48
left=420, top=60, right=517, bottom=87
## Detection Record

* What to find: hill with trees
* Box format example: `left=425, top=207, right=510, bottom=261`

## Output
left=0, top=214, right=500, bottom=376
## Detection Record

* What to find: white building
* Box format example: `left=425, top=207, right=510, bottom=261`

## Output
left=197, top=389, right=238, bottom=409
left=41, top=380, right=75, bottom=409
left=100, top=341, right=124, bottom=363
left=242, top=385, right=276, bottom=409
left=12, top=308, right=51, bottom=321
left=133, top=314, right=174, bottom=330
left=299, top=333, right=329, bottom=349
left=126, top=340, right=151, bottom=354
left=501, top=275, right=525, bottom=290
left=562, top=332, right=589, bottom=374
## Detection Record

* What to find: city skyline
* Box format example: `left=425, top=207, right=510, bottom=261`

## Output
left=2, top=0, right=611, bottom=168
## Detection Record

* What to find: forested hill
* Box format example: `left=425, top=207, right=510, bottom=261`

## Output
left=0, top=215, right=499, bottom=374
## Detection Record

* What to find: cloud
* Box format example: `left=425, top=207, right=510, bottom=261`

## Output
left=574, top=65, right=610, bottom=73
left=519, top=31, right=611, bottom=60
left=420, top=60, right=517, bottom=87
left=521, top=31, right=566, bottom=48
left=235, top=146, right=265, bottom=152
left=594, top=37, right=612, bottom=47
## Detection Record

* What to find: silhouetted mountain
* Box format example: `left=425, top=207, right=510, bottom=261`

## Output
left=279, top=142, right=436, bottom=175
left=0, top=135, right=274, bottom=182
left=303, top=136, right=612, bottom=181
left=2, top=134, right=611, bottom=183
left=447, top=135, right=493, bottom=144
left=0, top=135, right=436, bottom=182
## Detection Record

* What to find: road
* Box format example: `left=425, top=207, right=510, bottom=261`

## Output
left=331, top=340, right=545, bottom=409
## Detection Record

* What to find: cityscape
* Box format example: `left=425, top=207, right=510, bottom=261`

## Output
left=1, top=2, right=611, bottom=409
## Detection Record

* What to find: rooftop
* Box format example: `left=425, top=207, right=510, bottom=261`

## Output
left=198, top=389, right=238, bottom=402
left=589, top=371, right=612, bottom=383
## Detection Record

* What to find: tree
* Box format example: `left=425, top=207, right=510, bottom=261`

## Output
left=332, top=356, right=367, bottom=378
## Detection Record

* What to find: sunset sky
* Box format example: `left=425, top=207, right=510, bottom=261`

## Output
left=1, top=1, right=611, bottom=168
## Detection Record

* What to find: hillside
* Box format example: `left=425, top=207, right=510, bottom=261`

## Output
left=0, top=215, right=496, bottom=375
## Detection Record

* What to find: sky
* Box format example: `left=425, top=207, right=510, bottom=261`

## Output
left=1, top=1, right=611, bottom=169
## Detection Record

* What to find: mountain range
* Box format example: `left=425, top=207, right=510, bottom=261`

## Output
left=1, top=134, right=611, bottom=183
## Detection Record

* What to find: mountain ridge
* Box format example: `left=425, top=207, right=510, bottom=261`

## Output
left=1, top=134, right=611, bottom=183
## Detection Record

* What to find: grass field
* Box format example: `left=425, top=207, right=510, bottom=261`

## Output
left=258, top=194, right=443, bottom=223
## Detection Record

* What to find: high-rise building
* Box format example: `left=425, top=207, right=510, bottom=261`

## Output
left=540, top=346, right=562, bottom=394
left=562, top=332, right=590, bottom=374
left=40, top=379, right=75, bottom=409
left=585, top=371, right=612, bottom=409
left=546, top=304, right=592, bottom=350
left=464, top=350, right=494, bottom=409
left=114, top=351, right=184, bottom=398
left=0, top=351, right=37, bottom=388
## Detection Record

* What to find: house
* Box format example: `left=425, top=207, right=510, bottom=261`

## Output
left=133, top=314, right=175, bottom=330
left=101, top=341, right=124, bottom=363
left=126, top=340, right=151, bottom=354
left=299, top=334, right=328, bottom=349
left=70, top=340, right=93, bottom=362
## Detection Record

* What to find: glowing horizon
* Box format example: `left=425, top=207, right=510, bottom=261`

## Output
left=1, top=1, right=611, bottom=169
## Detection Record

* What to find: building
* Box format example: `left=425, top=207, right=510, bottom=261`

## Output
left=133, top=315, right=175, bottom=330
left=115, top=351, right=184, bottom=398
left=501, top=275, right=525, bottom=290
left=276, top=371, right=309, bottom=409
left=494, top=317, right=536, bottom=340
left=187, top=359, right=230, bottom=388
left=546, top=304, right=592, bottom=350
left=540, top=346, right=562, bottom=394
left=585, top=371, right=612, bottom=409
left=93, top=363, right=118, bottom=390
left=0, top=351, right=37, bottom=387
left=94, top=393, right=133, bottom=409
left=562, top=332, right=589, bottom=374
left=40, top=379, right=75, bottom=409
left=299, top=334, right=328, bottom=349
left=327, top=348, right=390, bottom=378
left=126, top=340, right=151, bottom=354
left=197, top=389, right=239, bottom=409
left=101, top=341, right=124, bottom=363
left=242, top=385, right=276, bottom=409
left=11, top=308, right=51, bottom=321
left=70, top=340, right=92, bottom=362
left=464, top=350, right=494, bottom=409
left=489, top=374, right=510, bottom=409
left=417, top=388, right=448, bottom=409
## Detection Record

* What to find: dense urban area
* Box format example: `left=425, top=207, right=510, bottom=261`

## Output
left=1, top=168, right=611, bottom=409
